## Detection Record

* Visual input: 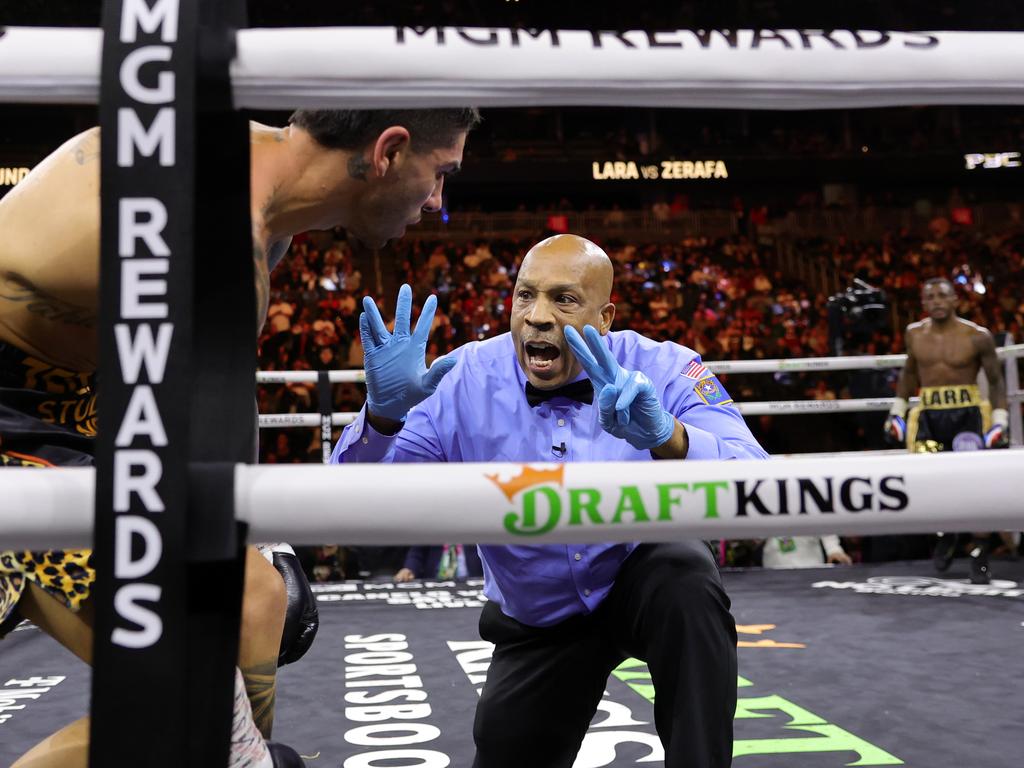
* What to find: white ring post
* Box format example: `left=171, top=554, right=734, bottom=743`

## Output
left=0, top=468, right=95, bottom=549
left=1003, top=336, right=1022, bottom=446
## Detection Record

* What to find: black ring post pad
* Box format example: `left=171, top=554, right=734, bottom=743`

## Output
left=187, top=462, right=242, bottom=562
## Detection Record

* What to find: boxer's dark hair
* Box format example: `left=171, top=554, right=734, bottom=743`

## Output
left=922, top=276, right=955, bottom=292
left=289, top=108, right=481, bottom=152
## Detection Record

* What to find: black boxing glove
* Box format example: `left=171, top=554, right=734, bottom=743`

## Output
left=262, top=543, right=320, bottom=666
left=268, top=741, right=307, bottom=767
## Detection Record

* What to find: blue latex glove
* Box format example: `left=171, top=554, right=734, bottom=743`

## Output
left=564, top=325, right=676, bottom=451
left=360, top=284, right=456, bottom=422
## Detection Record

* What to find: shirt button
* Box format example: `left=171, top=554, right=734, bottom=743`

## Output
left=361, top=437, right=369, bottom=445
left=574, top=552, right=582, bottom=561
left=584, top=589, right=591, bottom=597
left=557, top=418, right=566, bottom=427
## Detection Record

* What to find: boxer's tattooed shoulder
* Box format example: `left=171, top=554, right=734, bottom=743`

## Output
left=347, top=154, right=370, bottom=180
left=0, top=273, right=96, bottom=327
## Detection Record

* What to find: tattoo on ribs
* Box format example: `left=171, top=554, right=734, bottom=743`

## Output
left=0, top=274, right=96, bottom=328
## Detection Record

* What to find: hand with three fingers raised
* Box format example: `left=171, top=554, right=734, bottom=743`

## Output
left=564, top=325, right=677, bottom=451
left=360, top=284, right=455, bottom=429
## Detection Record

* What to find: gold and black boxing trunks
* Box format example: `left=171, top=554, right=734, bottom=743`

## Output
left=0, top=342, right=96, bottom=636
left=906, top=384, right=992, bottom=453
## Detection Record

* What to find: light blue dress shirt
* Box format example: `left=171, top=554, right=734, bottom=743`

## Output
left=332, top=330, right=767, bottom=626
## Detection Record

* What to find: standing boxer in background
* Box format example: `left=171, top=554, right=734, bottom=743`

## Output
left=884, top=277, right=1011, bottom=584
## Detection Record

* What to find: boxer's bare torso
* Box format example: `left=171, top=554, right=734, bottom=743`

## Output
left=0, top=123, right=290, bottom=372
left=897, top=277, right=1006, bottom=408
left=905, top=317, right=987, bottom=387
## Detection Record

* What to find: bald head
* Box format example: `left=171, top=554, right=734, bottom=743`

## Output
left=511, top=234, right=617, bottom=389
left=522, top=234, right=614, bottom=304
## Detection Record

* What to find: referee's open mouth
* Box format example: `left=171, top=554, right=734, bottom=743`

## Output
left=523, top=339, right=563, bottom=378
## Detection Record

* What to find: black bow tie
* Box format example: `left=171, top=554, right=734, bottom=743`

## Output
left=525, top=379, right=594, bottom=408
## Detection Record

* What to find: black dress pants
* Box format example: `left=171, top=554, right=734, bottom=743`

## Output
left=472, top=541, right=737, bottom=768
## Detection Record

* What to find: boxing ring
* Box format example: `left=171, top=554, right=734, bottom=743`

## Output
left=2, top=8, right=1024, bottom=767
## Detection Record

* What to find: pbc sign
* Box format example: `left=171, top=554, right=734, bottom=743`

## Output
left=963, top=152, right=1021, bottom=170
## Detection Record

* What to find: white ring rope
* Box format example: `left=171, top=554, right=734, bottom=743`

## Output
left=709, top=344, right=1024, bottom=374
left=254, top=392, right=1024, bottom=428
left=4, top=27, right=1024, bottom=108
left=257, top=370, right=365, bottom=384
left=253, top=344, right=1024, bottom=384
left=255, top=345, right=1024, bottom=428
left=2, top=451, right=1021, bottom=550
left=259, top=412, right=359, bottom=429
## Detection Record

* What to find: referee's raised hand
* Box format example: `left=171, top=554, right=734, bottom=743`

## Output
left=360, top=284, right=455, bottom=424
left=564, top=324, right=676, bottom=451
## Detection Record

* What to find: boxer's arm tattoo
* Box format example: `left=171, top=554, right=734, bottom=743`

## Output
left=975, top=331, right=1007, bottom=409
left=253, top=244, right=271, bottom=334
left=241, top=660, right=277, bottom=739
left=71, top=130, right=100, bottom=166
left=347, top=154, right=370, bottom=180
left=0, top=274, right=96, bottom=328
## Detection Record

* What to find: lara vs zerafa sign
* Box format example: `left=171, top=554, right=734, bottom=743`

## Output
left=591, top=159, right=729, bottom=181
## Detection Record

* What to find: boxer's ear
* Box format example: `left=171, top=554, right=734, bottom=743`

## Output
left=372, top=126, right=411, bottom=178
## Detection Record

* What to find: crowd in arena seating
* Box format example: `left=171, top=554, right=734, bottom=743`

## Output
left=256, top=217, right=1024, bottom=571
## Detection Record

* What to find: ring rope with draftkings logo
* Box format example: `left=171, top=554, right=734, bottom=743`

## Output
left=3, top=450, right=1022, bottom=549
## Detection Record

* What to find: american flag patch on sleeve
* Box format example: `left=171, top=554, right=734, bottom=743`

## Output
left=681, top=359, right=709, bottom=379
